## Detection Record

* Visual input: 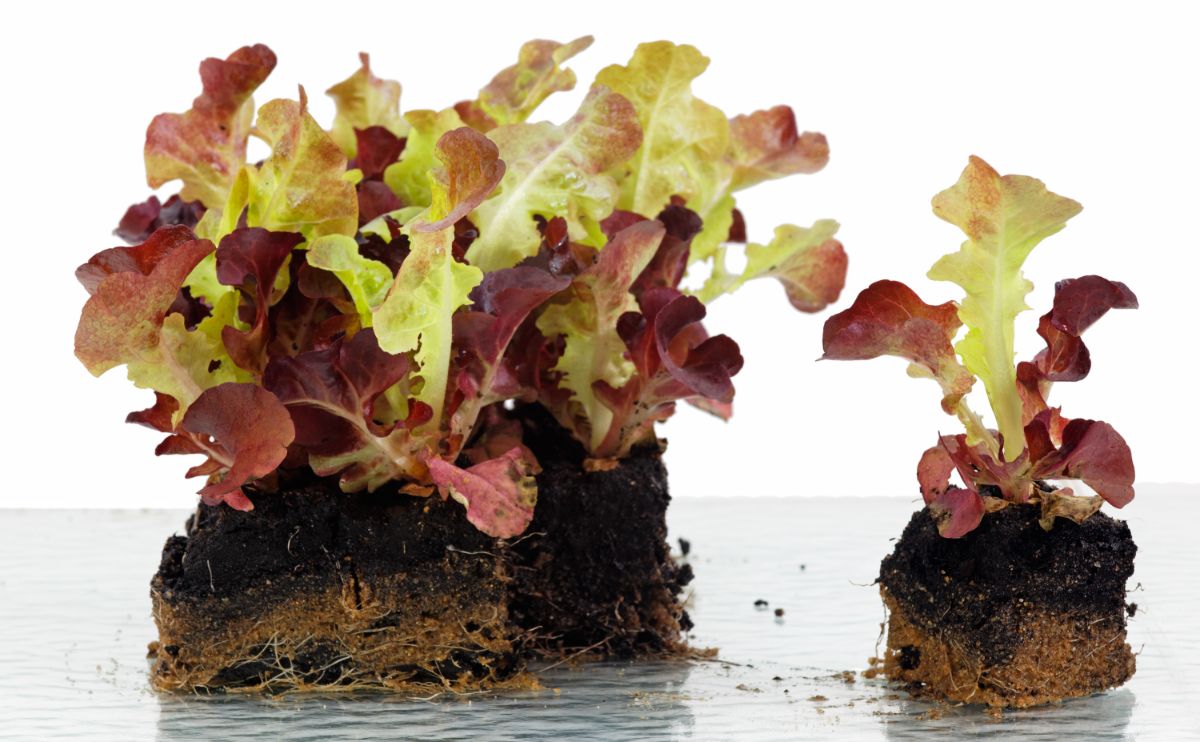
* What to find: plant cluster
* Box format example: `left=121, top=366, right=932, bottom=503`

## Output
left=74, top=38, right=846, bottom=536
left=822, top=157, right=1136, bottom=537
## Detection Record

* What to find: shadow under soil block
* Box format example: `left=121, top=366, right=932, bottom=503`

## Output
left=878, top=504, right=1137, bottom=708
left=149, top=413, right=692, bottom=693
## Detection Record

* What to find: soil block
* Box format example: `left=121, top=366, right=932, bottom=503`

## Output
left=878, top=503, right=1137, bottom=708
left=508, top=404, right=694, bottom=658
left=149, top=408, right=690, bottom=693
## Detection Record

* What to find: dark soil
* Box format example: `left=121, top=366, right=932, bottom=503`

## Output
left=881, top=503, right=1135, bottom=666
left=150, top=404, right=691, bottom=691
left=507, top=404, right=693, bottom=657
left=151, top=478, right=515, bottom=692
left=878, top=503, right=1137, bottom=706
left=157, top=477, right=498, bottom=609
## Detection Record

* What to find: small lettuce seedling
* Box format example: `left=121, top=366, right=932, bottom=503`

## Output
left=74, top=40, right=847, bottom=538
left=822, top=156, right=1136, bottom=537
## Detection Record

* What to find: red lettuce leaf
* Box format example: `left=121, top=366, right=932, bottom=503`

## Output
left=727, top=105, right=829, bottom=189
left=145, top=45, right=276, bottom=209
left=264, top=328, right=424, bottom=491
left=449, top=266, right=569, bottom=451
left=352, top=126, right=407, bottom=225
left=75, top=226, right=214, bottom=376
left=1027, top=415, right=1135, bottom=508
left=822, top=280, right=974, bottom=412
left=115, top=195, right=205, bottom=245
left=427, top=447, right=538, bottom=538
left=1035, top=275, right=1138, bottom=381
left=215, top=228, right=306, bottom=374
left=357, top=180, right=405, bottom=226
left=155, top=383, right=294, bottom=510
left=352, top=125, right=406, bottom=180
left=926, top=486, right=985, bottom=540
left=76, top=224, right=207, bottom=296
left=630, top=204, right=702, bottom=296
left=126, top=392, right=181, bottom=433
left=1018, top=275, right=1138, bottom=424
left=593, top=287, right=743, bottom=458
left=265, top=259, right=355, bottom=359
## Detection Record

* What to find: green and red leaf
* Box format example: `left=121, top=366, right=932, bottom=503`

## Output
left=427, top=448, right=538, bottom=538
left=145, top=45, right=276, bottom=209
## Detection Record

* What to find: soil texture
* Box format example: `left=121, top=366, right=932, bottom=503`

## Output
left=878, top=503, right=1137, bottom=707
left=150, top=406, right=691, bottom=692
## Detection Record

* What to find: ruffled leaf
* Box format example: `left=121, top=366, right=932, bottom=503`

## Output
left=1034, top=274, right=1138, bottom=380
left=115, top=195, right=205, bottom=245
left=727, top=106, right=829, bottom=190
left=145, top=45, right=277, bottom=209
left=1018, top=275, right=1138, bottom=423
left=373, top=227, right=483, bottom=428
left=414, top=127, right=506, bottom=232
left=467, top=85, right=643, bottom=272
left=383, top=108, right=465, bottom=210
left=822, top=280, right=975, bottom=412
left=461, top=36, right=593, bottom=130
left=450, top=267, right=570, bottom=444
left=697, top=220, right=846, bottom=312
left=1028, top=415, right=1135, bottom=508
left=156, top=383, right=294, bottom=510
left=264, top=329, right=422, bottom=491
left=326, top=53, right=408, bottom=158
left=306, top=234, right=392, bottom=326
left=427, top=448, right=537, bottom=538
left=237, top=90, right=359, bottom=240
left=928, top=156, right=1082, bottom=460
left=74, top=227, right=237, bottom=415
left=536, top=220, right=665, bottom=451
left=592, top=288, right=743, bottom=457
left=595, top=42, right=728, bottom=219
left=215, top=228, right=304, bottom=374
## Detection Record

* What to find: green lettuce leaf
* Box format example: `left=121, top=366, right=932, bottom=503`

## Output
left=372, top=227, right=483, bottom=430
left=239, top=89, right=360, bottom=240
left=595, top=41, right=728, bottom=219
left=382, top=108, right=465, bottom=209
left=326, top=53, right=408, bottom=158
left=536, top=220, right=666, bottom=451
left=460, top=36, right=593, bottom=130
left=696, top=220, right=846, bottom=312
left=467, top=85, right=642, bottom=272
left=306, top=234, right=392, bottom=326
left=928, top=156, right=1082, bottom=460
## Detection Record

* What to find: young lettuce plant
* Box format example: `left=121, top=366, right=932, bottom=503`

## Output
left=74, top=38, right=847, bottom=538
left=821, top=156, right=1136, bottom=537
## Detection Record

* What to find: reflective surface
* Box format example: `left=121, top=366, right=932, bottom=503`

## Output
left=1, top=489, right=1196, bottom=740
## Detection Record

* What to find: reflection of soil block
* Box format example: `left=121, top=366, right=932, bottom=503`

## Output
left=150, top=408, right=690, bottom=692
left=878, top=504, right=1136, bottom=708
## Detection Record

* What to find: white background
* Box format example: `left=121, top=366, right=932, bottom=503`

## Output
left=3, top=0, right=1197, bottom=508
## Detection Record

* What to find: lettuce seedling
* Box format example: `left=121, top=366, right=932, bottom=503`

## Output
left=822, top=156, right=1136, bottom=537
left=75, top=39, right=846, bottom=537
